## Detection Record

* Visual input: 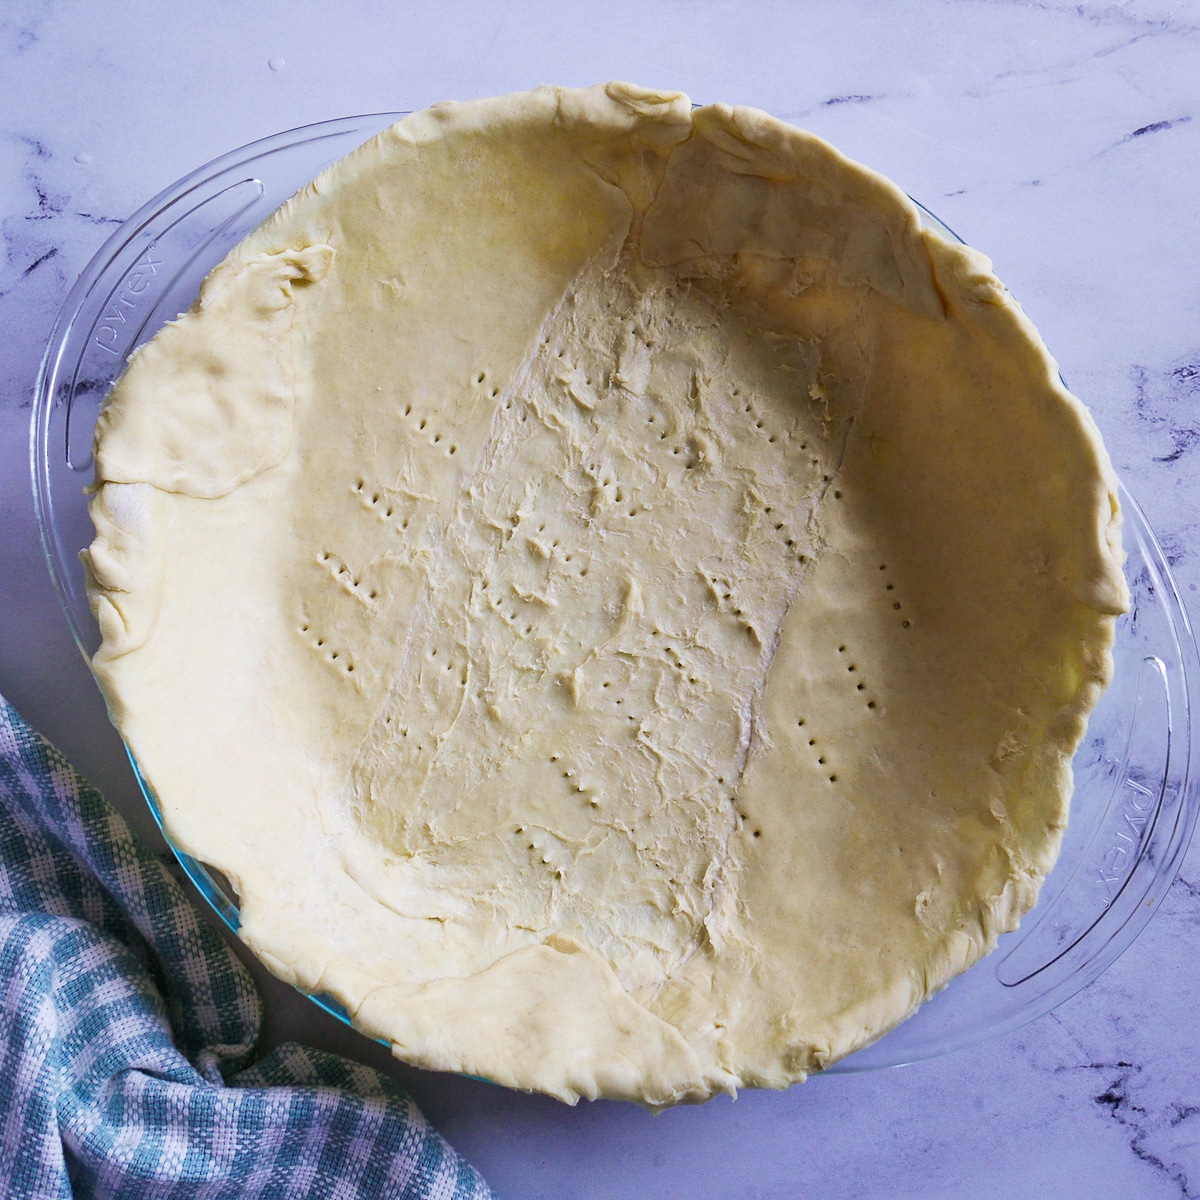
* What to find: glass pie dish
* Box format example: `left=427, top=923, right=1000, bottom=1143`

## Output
left=31, top=114, right=1200, bottom=1074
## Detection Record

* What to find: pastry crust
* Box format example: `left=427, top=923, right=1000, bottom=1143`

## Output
left=85, top=82, right=1128, bottom=1105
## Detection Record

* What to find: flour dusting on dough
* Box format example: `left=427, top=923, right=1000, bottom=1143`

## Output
left=344, top=256, right=845, bottom=997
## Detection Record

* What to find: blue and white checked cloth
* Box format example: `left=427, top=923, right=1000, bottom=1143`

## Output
left=0, top=693, right=496, bottom=1199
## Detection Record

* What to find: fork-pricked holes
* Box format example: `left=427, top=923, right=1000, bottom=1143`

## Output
left=297, top=617, right=357, bottom=677
left=352, top=479, right=415, bottom=535
left=592, top=470, right=646, bottom=517
left=547, top=752, right=602, bottom=809
left=552, top=355, right=602, bottom=413
left=735, top=389, right=785, bottom=447
left=525, top=520, right=590, bottom=579
left=601, top=677, right=623, bottom=710
left=667, top=440, right=703, bottom=472
left=426, top=644, right=469, bottom=687
left=700, top=572, right=759, bottom=640
left=702, top=571, right=737, bottom=611
left=472, top=367, right=503, bottom=409
left=513, top=822, right=572, bottom=878
left=398, top=400, right=460, bottom=457
left=835, top=643, right=879, bottom=712
left=645, top=409, right=672, bottom=444
left=877, top=562, right=912, bottom=628
left=597, top=673, right=658, bottom=724
left=316, top=549, right=379, bottom=605
left=795, top=717, right=838, bottom=783
left=730, top=782, right=765, bottom=839
left=482, top=586, right=543, bottom=640
left=382, top=716, right=427, bottom=756
left=656, top=643, right=703, bottom=687
left=760, top=502, right=809, bottom=565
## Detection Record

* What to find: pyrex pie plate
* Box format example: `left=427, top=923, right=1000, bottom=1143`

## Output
left=31, top=114, right=1200, bottom=1075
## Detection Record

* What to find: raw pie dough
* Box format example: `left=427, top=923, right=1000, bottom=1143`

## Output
left=85, top=83, right=1128, bottom=1106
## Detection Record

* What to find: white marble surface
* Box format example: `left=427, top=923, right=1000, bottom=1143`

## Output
left=3, top=1, right=1200, bottom=1195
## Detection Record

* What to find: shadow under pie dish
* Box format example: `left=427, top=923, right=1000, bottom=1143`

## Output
left=79, top=81, right=1128, bottom=1106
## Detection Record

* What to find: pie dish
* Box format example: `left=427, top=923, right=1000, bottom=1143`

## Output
left=79, top=83, right=1129, bottom=1105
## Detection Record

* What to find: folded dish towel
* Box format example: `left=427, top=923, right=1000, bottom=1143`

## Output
left=0, top=693, right=495, bottom=1199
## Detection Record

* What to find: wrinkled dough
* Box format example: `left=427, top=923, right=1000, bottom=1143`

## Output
left=87, top=82, right=1126, bottom=1105
left=342, top=257, right=838, bottom=1002
left=94, top=246, right=334, bottom=499
left=354, top=935, right=710, bottom=1106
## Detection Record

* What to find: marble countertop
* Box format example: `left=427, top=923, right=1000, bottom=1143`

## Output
left=2, top=1, right=1198, bottom=1195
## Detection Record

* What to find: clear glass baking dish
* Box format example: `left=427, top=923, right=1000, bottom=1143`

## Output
left=31, top=115, right=1200, bottom=1074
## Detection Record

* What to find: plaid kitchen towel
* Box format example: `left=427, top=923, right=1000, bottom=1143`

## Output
left=0, top=692, right=496, bottom=1200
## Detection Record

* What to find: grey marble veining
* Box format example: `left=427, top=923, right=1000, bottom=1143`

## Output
left=2, top=1, right=1198, bottom=1196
